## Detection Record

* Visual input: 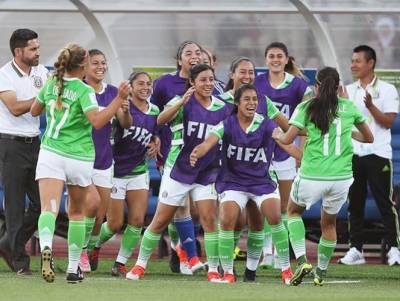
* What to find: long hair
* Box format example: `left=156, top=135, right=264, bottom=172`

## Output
left=225, top=56, right=255, bottom=92
left=53, top=44, right=87, bottom=109
left=175, top=40, right=202, bottom=70
left=306, top=67, right=340, bottom=135
left=185, top=64, right=214, bottom=91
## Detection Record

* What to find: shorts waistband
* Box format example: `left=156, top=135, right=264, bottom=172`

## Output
left=0, top=133, right=40, bottom=143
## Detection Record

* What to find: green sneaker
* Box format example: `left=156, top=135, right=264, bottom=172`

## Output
left=290, top=262, right=312, bottom=286
left=313, top=267, right=326, bottom=286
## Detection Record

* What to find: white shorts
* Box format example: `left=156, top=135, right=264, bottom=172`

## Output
left=111, top=172, right=149, bottom=200
left=36, top=148, right=93, bottom=187
left=158, top=168, right=217, bottom=207
left=219, top=189, right=280, bottom=211
left=92, top=167, right=113, bottom=189
left=290, top=176, right=354, bottom=215
left=271, top=156, right=297, bottom=180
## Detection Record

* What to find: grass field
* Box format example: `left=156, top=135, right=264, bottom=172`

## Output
left=0, top=257, right=399, bottom=301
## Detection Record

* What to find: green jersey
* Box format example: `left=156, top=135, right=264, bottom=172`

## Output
left=290, top=97, right=365, bottom=180
left=37, top=77, right=98, bottom=161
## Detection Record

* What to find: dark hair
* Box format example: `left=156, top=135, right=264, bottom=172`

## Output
left=185, top=64, right=214, bottom=91
left=264, top=42, right=288, bottom=58
left=233, top=83, right=257, bottom=105
left=225, top=57, right=255, bottom=91
left=353, top=45, right=377, bottom=69
left=53, top=44, right=87, bottom=109
left=9, top=28, right=38, bottom=56
left=88, top=49, right=105, bottom=57
left=201, top=49, right=212, bottom=66
left=175, top=40, right=202, bottom=70
left=128, top=71, right=151, bottom=85
left=306, top=67, right=340, bottom=135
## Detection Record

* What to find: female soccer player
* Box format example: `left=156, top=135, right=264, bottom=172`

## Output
left=151, top=41, right=206, bottom=274
left=190, top=84, right=300, bottom=284
left=254, top=42, right=312, bottom=268
left=220, top=56, right=290, bottom=278
left=273, top=67, right=373, bottom=286
left=126, top=64, right=232, bottom=282
left=79, top=49, right=131, bottom=273
left=96, top=71, right=160, bottom=277
left=30, top=44, right=130, bottom=283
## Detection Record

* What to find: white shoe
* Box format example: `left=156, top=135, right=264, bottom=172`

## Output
left=387, top=247, right=400, bottom=266
left=180, top=262, right=193, bottom=275
left=337, top=247, right=366, bottom=265
left=259, top=254, right=273, bottom=269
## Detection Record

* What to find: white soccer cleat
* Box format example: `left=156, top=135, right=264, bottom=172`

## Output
left=387, top=247, right=400, bottom=266
left=337, top=247, right=366, bottom=265
left=180, top=261, right=193, bottom=275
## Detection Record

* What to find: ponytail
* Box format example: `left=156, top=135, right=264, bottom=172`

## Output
left=285, top=56, right=305, bottom=79
left=53, top=44, right=87, bottom=110
left=306, top=67, right=339, bottom=135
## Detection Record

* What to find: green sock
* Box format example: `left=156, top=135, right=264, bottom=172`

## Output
left=87, top=235, right=100, bottom=253
left=246, top=230, right=264, bottom=271
left=263, top=220, right=273, bottom=254
left=204, top=231, right=219, bottom=273
left=168, top=223, right=179, bottom=249
left=281, top=213, right=289, bottom=231
left=83, top=216, right=96, bottom=248
left=219, top=230, right=234, bottom=274
left=116, top=225, right=142, bottom=265
left=318, top=237, right=336, bottom=271
left=270, top=223, right=290, bottom=270
left=67, top=220, right=85, bottom=273
left=288, top=216, right=306, bottom=261
left=136, top=229, right=161, bottom=269
left=233, top=230, right=242, bottom=247
left=38, top=211, right=56, bottom=252
left=96, top=222, right=115, bottom=247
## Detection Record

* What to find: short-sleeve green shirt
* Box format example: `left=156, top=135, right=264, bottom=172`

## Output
left=37, top=77, right=98, bottom=161
left=290, top=97, right=365, bottom=180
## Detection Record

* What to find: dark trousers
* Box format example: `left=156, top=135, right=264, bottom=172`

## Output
left=0, top=137, right=41, bottom=270
left=348, top=154, right=400, bottom=251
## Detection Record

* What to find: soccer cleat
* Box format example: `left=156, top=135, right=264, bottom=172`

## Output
left=281, top=267, right=293, bottom=286
left=89, top=247, right=100, bottom=271
left=111, top=262, right=127, bottom=277
left=243, top=268, right=256, bottom=282
left=233, top=246, right=247, bottom=261
left=180, top=261, right=193, bottom=275
left=176, top=245, right=192, bottom=275
left=337, top=247, right=366, bottom=265
left=66, top=266, right=84, bottom=284
left=290, top=262, right=312, bottom=286
left=169, top=248, right=180, bottom=273
left=41, top=246, right=55, bottom=283
left=259, top=254, right=274, bottom=269
left=313, top=267, right=326, bottom=286
left=126, top=265, right=145, bottom=281
left=220, top=272, right=235, bottom=284
left=188, top=256, right=204, bottom=273
left=207, top=271, right=222, bottom=283
left=79, top=250, right=91, bottom=273
left=387, top=247, right=400, bottom=266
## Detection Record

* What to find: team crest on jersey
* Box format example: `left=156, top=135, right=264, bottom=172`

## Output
left=33, top=76, right=43, bottom=89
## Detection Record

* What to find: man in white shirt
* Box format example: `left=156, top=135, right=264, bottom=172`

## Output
left=0, top=28, right=48, bottom=275
left=339, top=45, right=400, bottom=266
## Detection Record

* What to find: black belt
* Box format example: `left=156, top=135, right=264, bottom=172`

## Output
left=0, top=133, right=39, bottom=143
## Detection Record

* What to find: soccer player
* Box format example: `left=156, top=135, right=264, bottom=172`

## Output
left=273, top=67, right=373, bottom=286
left=190, top=83, right=299, bottom=284
left=150, top=41, right=210, bottom=274
left=95, top=71, right=160, bottom=277
left=30, top=44, right=130, bottom=283
left=79, top=49, right=132, bottom=273
left=254, top=42, right=312, bottom=268
left=126, top=64, right=232, bottom=282
left=219, top=56, right=289, bottom=276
